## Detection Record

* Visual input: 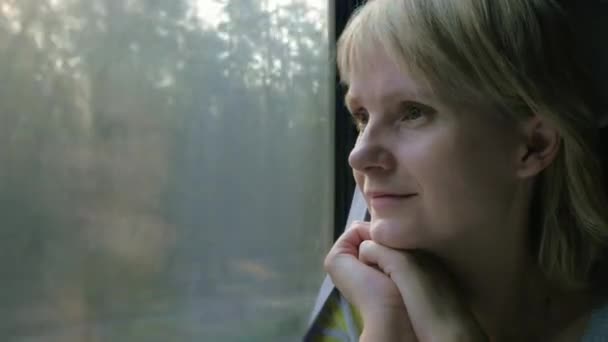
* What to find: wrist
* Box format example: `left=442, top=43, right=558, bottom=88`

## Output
left=360, top=327, right=410, bottom=342
left=426, top=319, right=489, bottom=342
left=360, top=310, right=412, bottom=342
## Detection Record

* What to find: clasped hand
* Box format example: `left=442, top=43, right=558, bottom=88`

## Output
left=324, top=221, right=487, bottom=342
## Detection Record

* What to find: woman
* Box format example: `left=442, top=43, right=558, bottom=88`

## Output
left=322, top=0, right=608, bottom=340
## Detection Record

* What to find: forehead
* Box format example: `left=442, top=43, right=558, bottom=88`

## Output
left=345, top=54, right=432, bottom=106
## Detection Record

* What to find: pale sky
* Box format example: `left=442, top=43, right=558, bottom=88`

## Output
left=195, top=0, right=326, bottom=28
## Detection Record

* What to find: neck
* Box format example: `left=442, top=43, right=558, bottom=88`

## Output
left=428, top=183, right=546, bottom=339
left=431, top=178, right=550, bottom=338
left=432, top=229, right=594, bottom=341
left=434, top=232, right=537, bottom=338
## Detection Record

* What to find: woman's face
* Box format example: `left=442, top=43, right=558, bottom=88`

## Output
left=346, top=51, right=525, bottom=251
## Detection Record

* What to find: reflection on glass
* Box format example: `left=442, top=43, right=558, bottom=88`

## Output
left=0, top=0, right=331, bottom=341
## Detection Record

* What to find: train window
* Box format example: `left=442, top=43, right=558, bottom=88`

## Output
left=0, top=0, right=332, bottom=340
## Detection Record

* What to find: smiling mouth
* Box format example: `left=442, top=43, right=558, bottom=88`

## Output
left=369, top=194, right=417, bottom=210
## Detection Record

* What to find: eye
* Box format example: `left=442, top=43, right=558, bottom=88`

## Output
left=398, top=102, right=435, bottom=125
left=350, top=110, right=369, bottom=132
left=400, top=104, right=424, bottom=122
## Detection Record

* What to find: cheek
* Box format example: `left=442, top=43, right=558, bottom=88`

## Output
left=414, top=135, right=517, bottom=228
left=353, top=170, right=365, bottom=188
left=394, top=131, right=456, bottom=189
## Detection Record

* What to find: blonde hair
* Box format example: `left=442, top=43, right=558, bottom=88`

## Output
left=338, top=0, right=608, bottom=289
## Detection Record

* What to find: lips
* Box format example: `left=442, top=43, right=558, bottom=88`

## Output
left=366, top=192, right=417, bottom=210
left=366, top=192, right=416, bottom=199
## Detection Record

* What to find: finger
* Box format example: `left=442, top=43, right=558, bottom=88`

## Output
left=345, top=220, right=371, bottom=240
left=358, top=240, right=410, bottom=277
left=324, top=221, right=381, bottom=310
left=323, top=221, right=371, bottom=297
left=358, top=240, right=379, bottom=266
left=358, top=243, right=437, bottom=335
left=324, top=221, right=371, bottom=263
left=359, top=242, right=431, bottom=299
left=325, top=252, right=367, bottom=306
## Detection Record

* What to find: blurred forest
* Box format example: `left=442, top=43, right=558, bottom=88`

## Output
left=0, top=0, right=332, bottom=341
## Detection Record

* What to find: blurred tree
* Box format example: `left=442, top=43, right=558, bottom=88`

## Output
left=0, top=0, right=331, bottom=340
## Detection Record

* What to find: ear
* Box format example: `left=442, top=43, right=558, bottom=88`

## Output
left=516, top=116, right=561, bottom=179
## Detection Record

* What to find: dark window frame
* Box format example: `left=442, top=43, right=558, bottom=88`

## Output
left=333, top=0, right=365, bottom=241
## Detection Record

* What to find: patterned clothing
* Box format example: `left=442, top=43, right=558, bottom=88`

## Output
left=306, top=291, right=608, bottom=341
left=582, top=303, right=608, bottom=341
left=305, top=289, right=361, bottom=342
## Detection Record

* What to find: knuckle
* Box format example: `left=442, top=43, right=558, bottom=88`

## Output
left=348, top=220, right=362, bottom=231
left=359, top=239, right=369, bottom=248
left=359, top=239, right=374, bottom=253
left=323, top=257, right=331, bottom=272
left=323, top=253, right=336, bottom=273
left=349, top=220, right=368, bottom=229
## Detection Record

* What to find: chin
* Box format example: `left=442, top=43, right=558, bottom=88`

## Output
left=369, top=216, right=424, bottom=250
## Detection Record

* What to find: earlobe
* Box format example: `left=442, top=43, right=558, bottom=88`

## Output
left=516, top=117, right=561, bottom=179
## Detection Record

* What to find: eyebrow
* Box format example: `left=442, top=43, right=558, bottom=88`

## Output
left=344, top=90, right=429, bottom=112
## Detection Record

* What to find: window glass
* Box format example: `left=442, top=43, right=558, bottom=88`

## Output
left=0, top=0, right=332, bottom=340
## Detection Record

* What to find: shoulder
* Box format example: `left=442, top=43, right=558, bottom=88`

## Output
left=580, top=301, right=608, bottom=341
left=552, top=296, right=608, bottom=342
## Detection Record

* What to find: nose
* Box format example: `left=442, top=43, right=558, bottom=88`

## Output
left=348, top=127, right=395, bottom=174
